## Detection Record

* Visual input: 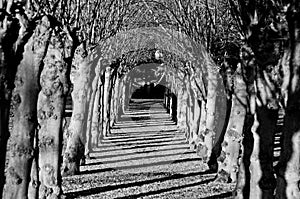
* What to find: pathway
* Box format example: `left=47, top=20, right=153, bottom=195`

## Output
left=62, top=99, right=234, bottom=199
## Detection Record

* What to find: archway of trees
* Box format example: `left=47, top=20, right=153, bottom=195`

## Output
left=1, top=1, right=300, bottom=199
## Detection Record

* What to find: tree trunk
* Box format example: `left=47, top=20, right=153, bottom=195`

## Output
left=186, top=76, right=195, bottom=146
left=196, top=100, right=207, bottom=159
left=90, top=83, right=101, bottom=148
left=84, top=63, right=101, bottom=159
left=98, top=83, right=104, bottom=141
left=169, top=93, right=173, bottom=117
left=176, top=83, right=186, bottom=131
left=282, top=104, right=300, bottom=199
left=102, top=67, right=112, bottom=137
left=121, top=77, right=127, bottom=114
left=203, top=61, right=218, bottom=162
left=37, top=32, right=70, bottom=198
left=28, top=151, right=38, bottom=199
left=217, top=67, right=247, bottom=183
left=235, top=113, right=254, bottom=199
left=4, top=17, right=52, bottom=199
left=249, top=113, right=262, bottom=199
left=0, top=6, right=33, bottom=196
left=108, top=73, right=116, bottom=128
left=112, top=74, right=120, bottom=124
left=62, top=45, right=94, bottom=176
left=208, top=96, right=232, bottom=172
left=275, top=13, right=300, bottom=198
left=256, top=105, right=278, bottom=199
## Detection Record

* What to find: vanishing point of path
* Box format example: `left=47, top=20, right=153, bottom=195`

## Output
left=62, top=99, right=235, bottom=199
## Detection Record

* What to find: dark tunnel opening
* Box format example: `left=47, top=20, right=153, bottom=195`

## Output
left=131, top=83, right=166, bottom=99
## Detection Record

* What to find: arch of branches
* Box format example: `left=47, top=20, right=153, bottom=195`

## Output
left=62, top=26, right=227, bottom=178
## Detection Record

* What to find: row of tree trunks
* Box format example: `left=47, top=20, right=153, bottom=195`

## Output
left=3, top=17, right=52, bottom=199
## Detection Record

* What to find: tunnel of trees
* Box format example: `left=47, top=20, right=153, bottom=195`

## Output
left=0, top=0, right=300, bottom=199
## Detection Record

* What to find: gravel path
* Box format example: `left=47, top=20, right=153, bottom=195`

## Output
left=62, top=99, right=235, bottom=198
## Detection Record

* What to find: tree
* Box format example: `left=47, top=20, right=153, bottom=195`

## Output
left=0, top=0, right=39, bottom=196
left=3, top=15, right=52, bottom=199
left=62, top=0, right=134, bottom=176
left=228, top=0, right=300, bottom=198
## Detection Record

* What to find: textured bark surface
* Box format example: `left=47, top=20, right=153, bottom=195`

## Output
left=4, top=17, right=52, bottom=199
left=176, top=83, right=186, bottom=131
left=108, top=72, right=116, bottom=128
left=62, top=45, right=94, bottom=176
left=279, top=20, right=300, bottom=197
left=203, top=62, right=218, bottom=162
left=249, top=113, right=262, bottom=199
left=0, top=5, right=33, bottom=195
left=235, top=113, right=254, bottom=199
left=196, top=100, right=207, bottom=160
left=276, top=44, right=300, bottom=199
left=90, top=83, right=101, bottom=149
left=190, top=97, right=200, bottom=147
left=217, top=67, right=247, bottom=183
left=102, top=67, right=112, bottom=137
left=186, top=76, right=195, bottom=147
left=37, top=32, right=70, bottom=198
left=85, top=63, right=101, bottom=158
left=111, top=74, right=120, bottom=125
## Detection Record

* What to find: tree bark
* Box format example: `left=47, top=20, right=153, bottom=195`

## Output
left=186, top=76, right=195, bottom=147
left=0, top=4, right=33, bottom=195
left=249, top=113, right=262, bottom=199
left=235, top=113, right=254, bottom=199
left=203, top=60, right=218, bottom=162
left=196, top=100, right=207, bottom=159
left=217, top=67, right=247, bottom=183
left=84, top=62, right=101, bottom=159
left=90, top=83, right=102, bottom=148
left=4, top=16, right=52, bottom=199
left=62, top=45, right=94, bottom=176
left=112, top=74, right=120, bottom=124
left=108, top=72, right=117, bottom=128
left=37, top=32, right=70, bottom=198
left=102, top=66, right=112, bottom=137
left=176, top=82, right=187, bottom=131
left=276, top=44, right=300, bottom=199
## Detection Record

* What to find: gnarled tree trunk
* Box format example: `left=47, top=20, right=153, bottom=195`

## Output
left=85, top=62, right=102, bottom=159
left=62, top=45, right=94, bottom=176
left=217, top=67, right=247, bottom=183
left=203, top=60, right=218, bottom=162
left=37, top=32, right=71, bottom=198
left=0, top=3, right=33, bottom=195
left=4, top=16, right=52, bottom=199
